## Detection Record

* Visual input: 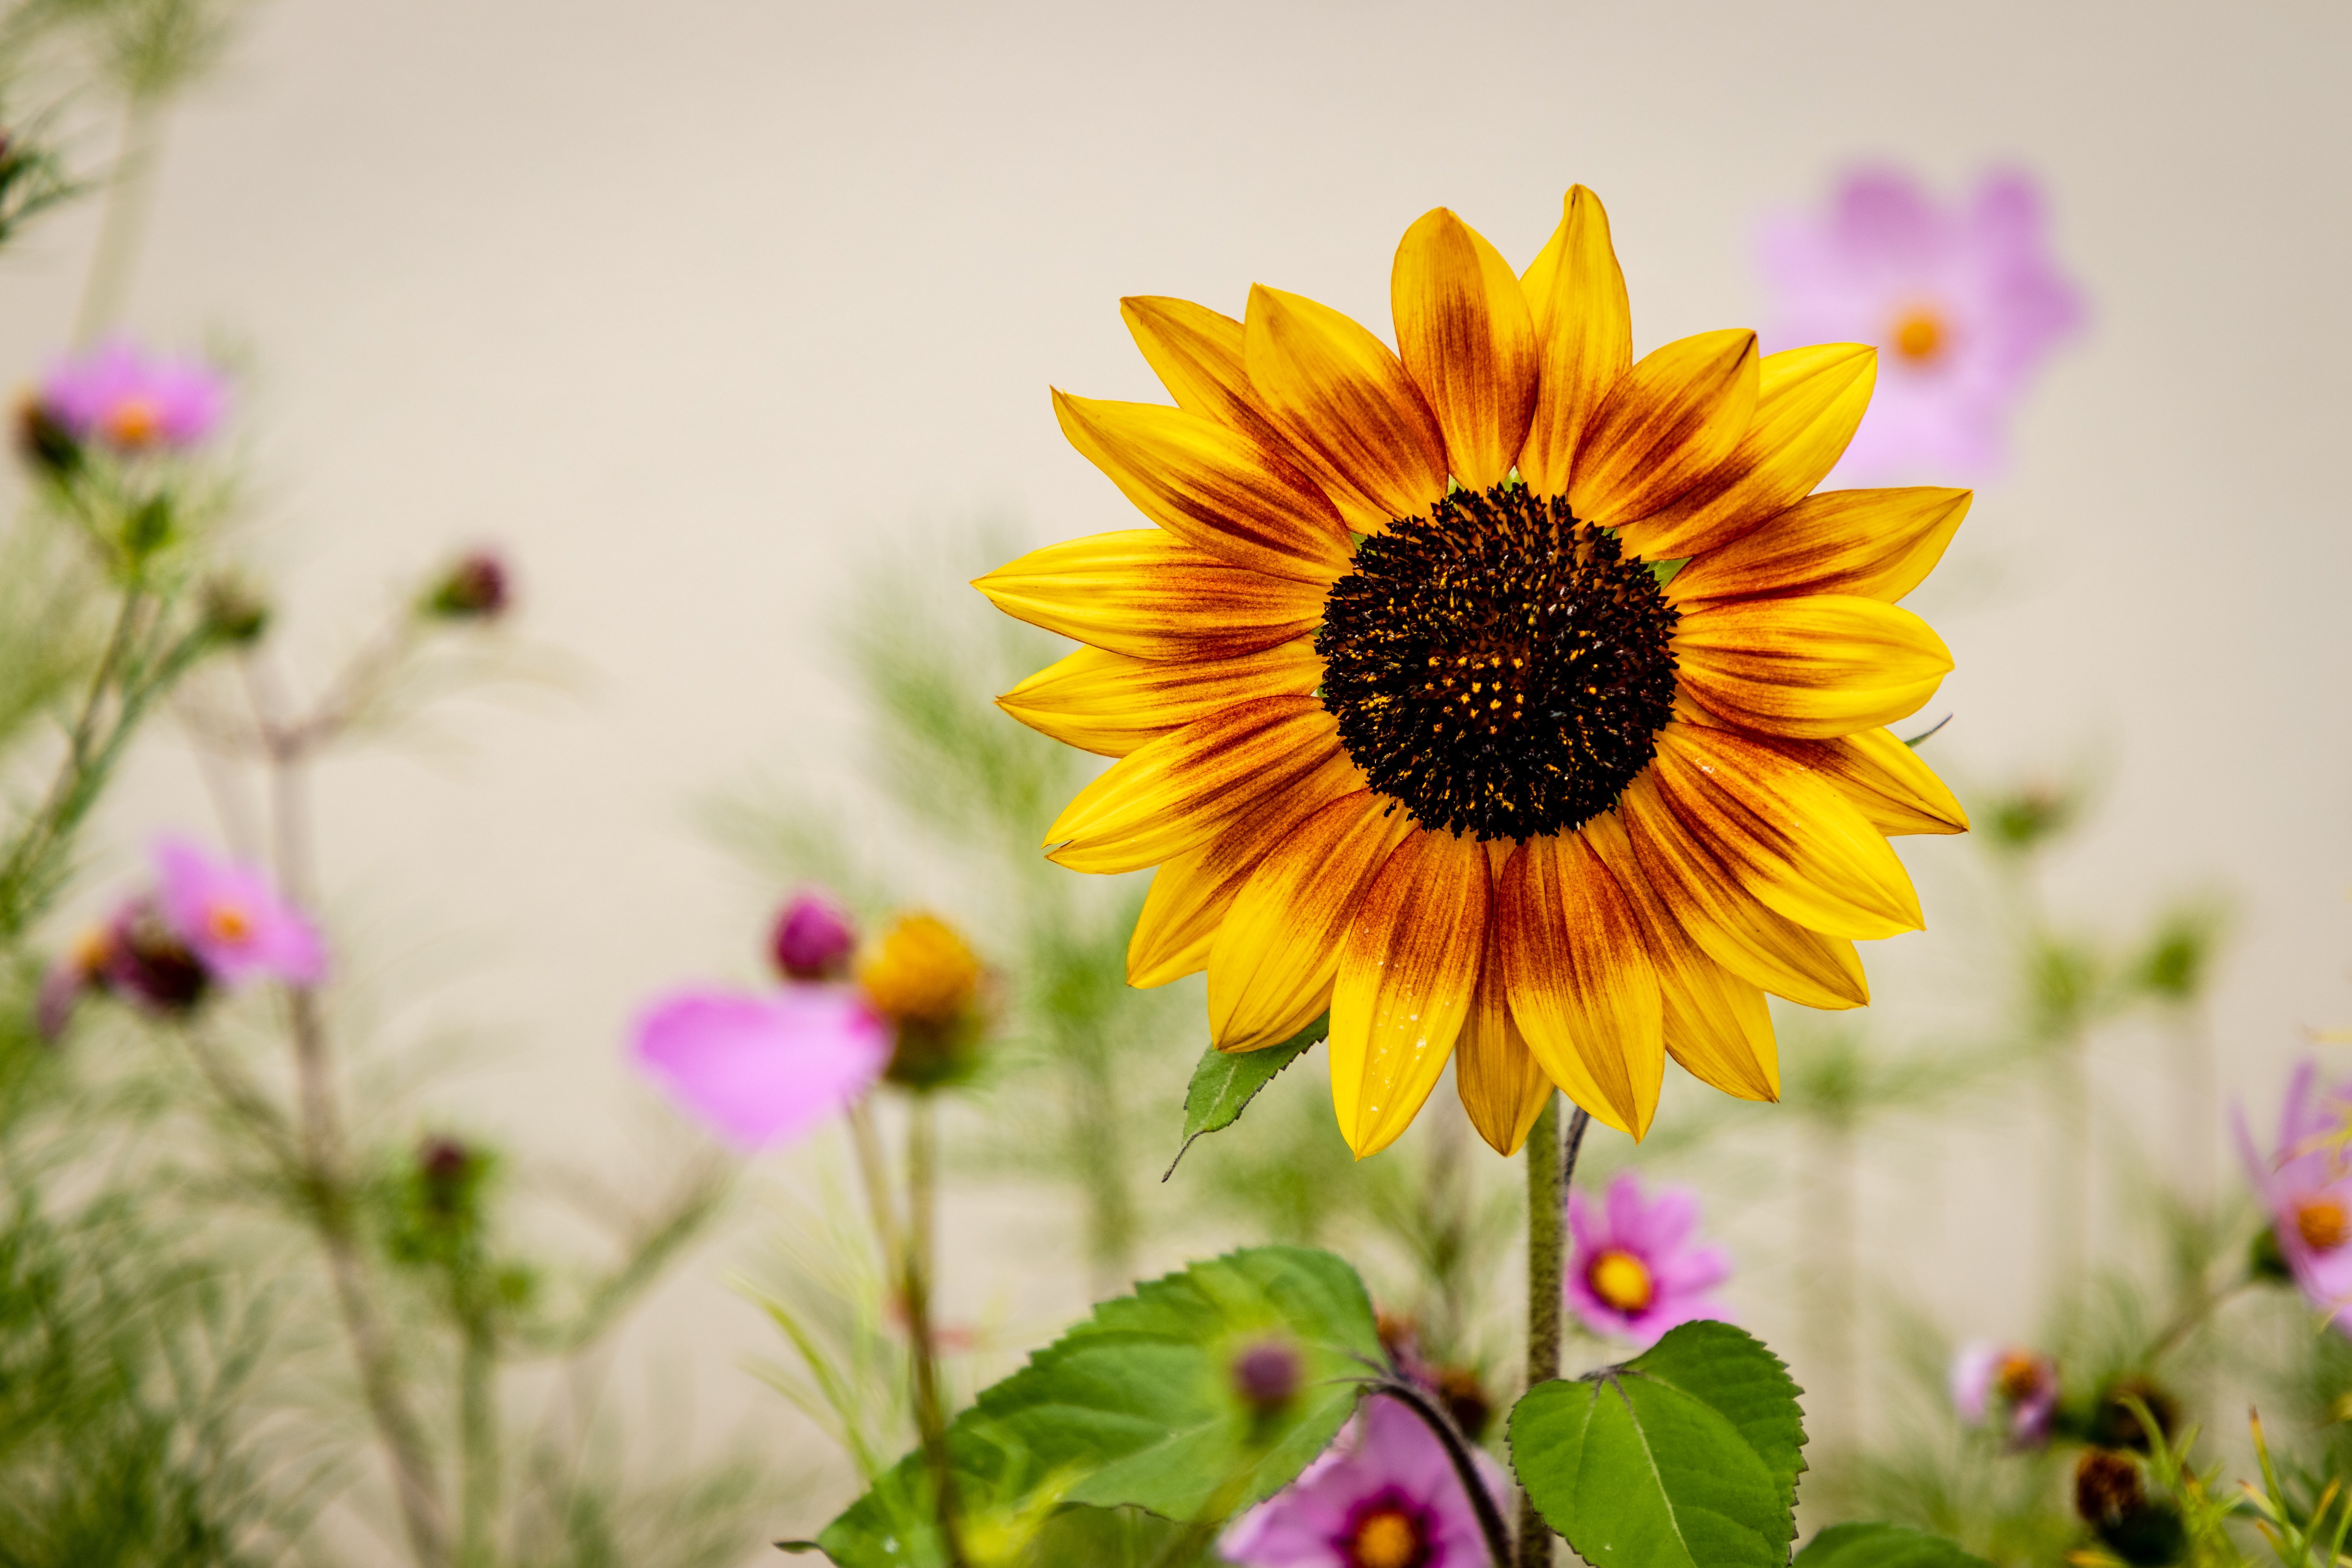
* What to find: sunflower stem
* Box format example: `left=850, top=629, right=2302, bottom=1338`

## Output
left=1517, top=1094, right=1563, bottom=1567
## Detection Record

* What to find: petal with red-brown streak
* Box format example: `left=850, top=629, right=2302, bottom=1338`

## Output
left=1567, top=329, right=1758, bottom=527
left=1673, top=593, right=1953, bottom=740
left=974, top=530, right=1326, bottom=663
left=1666, top=487, right=1971, bottom=606
left=1517, top=185, right=1633, bottom=499
left=996, top=641, right=1324, bottom=759
left=1391, top=207, right=1539, bottom=493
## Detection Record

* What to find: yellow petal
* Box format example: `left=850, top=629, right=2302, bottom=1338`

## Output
left=1644, top=721, right=1922, bottom=940
left=1127, top=759, right=1364, bottom=987
left=1044, top=696, right=1348, bottom=874
left=1581, top=813, right=1779, bottom=1102
left=1121, top=296, right=1301, bottom=462
left=996, top=641, right=1324, bottom=759
left=1618, top=344, right=1878, bottom=562
left=1329, top=827, right=1489, bottom=1158
left=1454, top=910, right=1556, bottom=1156
left=1052, top=391, right=1353, bottom=584
left=1567, top=328, right=1758, bottom=526
left=1614, top=773, right=1869, bottom=1011
left=1757, top=727, right=1969, bottom=837
left=1207, top=791, right=1417, bottom=1052
left=1667, top=487, right=1971, bottom=606
left=1673, top=593, right=1954, bottom=740
left=1496, top=834, right=1664, bottom=1140
left=1391, top=207, right=1539, bottom=493
left=1243, top=283, right=1450, bottom=532
left=974, top=530, right=1326, bottom=663
left=1518, top=186, right=1633, bottom=499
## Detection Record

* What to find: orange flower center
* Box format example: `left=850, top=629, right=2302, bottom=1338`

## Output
left=2297, top=1196, right=2350, bottom=1253
left=206, top=904, right=254, bottom=945
left=1348, top=1508, right=1424, bottom=1568
left=1994, top=1352, right=2046, bottom=1402
left=1891, top=307, right=1945, bottom=364
left=104, top=396, right=163, bottom=448
left=1588, top=1249, right=1655, bottom=1314
left=858, top=913, right=981, bottom=1025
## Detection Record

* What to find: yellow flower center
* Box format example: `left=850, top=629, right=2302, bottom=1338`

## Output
left=1348, top=1508, right=1423, bottom=1568
left=1588, top=1249, right=1654, bottom=1314
left=858, top=913, right=981, bottom=1025
left=206, top=904, right=254, bottom=944
left=1891, top=307, right=1945, bottom=364
left=2297, top=1196, right=2350, bottom=1253
left=1994, top=1351, right=2046, bottom=1402
left=104, top=396, right=163, bottom=448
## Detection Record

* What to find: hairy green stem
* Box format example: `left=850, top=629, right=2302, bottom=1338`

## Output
left=1517, top=1094, right=1563, bottom=1568
left=902, top=1094, right=967, bottom=1568
left=458, top=1312, right=498, bottom=1568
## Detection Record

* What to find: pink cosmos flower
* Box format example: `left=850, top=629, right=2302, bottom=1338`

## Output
left=38, top=340, right=227, bottom=453
left=1760, top=166, right=2083, bottom=484
left=1220, top=1394, right=1503, bottom=1568
left=153, top=838, right=327, bottom=988
left=631, top=987, right=888, bottom=1151
left=1565, top=1171, right=1732, bottom=1347
left=2236, top=1061, right=2352, bottom=1334
left=1950, top=1341, right=2059, bottom=1449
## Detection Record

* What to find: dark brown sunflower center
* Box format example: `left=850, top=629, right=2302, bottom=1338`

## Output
left=1316, top=484, right=1679, bottom=841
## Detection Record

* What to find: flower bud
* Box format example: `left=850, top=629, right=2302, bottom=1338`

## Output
left=1435, top=1365, right=1492, bottom=1443
left=418, top=1136, right=477, bottom=1218
left=2087, top=1376, right=2178, bottom=1454
left=422, top=550, right=511, bottom=621
left=98, top=899, right=212, bottom=1016
left=15, top=395, right=80, bottom=477
left=859, top=913, right=987, bottom=1089
left=771, top=891, right=856, bottom=982
left=1984, top=779, right=2080, bottom=856
left=200, top=576, right=272, bottom=646
left=1230, top=1338, right=1302, bottom=1417
left=2075, top=1449, right=2186, bottom=1567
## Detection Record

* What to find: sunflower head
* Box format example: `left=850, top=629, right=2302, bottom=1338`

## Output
left=979, top=187, right=1969, bottom=1159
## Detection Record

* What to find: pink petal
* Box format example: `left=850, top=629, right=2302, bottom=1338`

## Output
left=631, top=987, right=887, bottom=1151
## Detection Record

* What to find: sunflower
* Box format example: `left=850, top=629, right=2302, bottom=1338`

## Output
left=976, top=187, right=1969, bottom=1159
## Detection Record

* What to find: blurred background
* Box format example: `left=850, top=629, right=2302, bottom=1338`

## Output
left=0, top=0, right=2347, bottom=1562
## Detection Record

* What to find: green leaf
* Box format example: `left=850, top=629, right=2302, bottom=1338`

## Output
left=816, top=1245, right=1381, bottom=1568
left=1163, top=1014, right=1326, bottom=1178
left=1794, top=1523, right=1991, bottom=1568
left=1509, top=1320, right=1806, bottom=1568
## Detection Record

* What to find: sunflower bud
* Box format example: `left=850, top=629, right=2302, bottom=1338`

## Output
left=771, top=891, right=855, bottom=982
left=1230, top=1338, right=1302, bottom=1418
left=422, top=550, right=511, bottom=621
left=858, top=912, right=985, bottom=1089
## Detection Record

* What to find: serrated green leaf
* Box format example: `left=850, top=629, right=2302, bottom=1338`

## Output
left=817, top=1245, right=1380, bottom=1568
left=1163, top=1015, right=1325, bottom=1178
left=1795, top=1522, right=1991, bottom=1568
left=1508, top=1321, right=1806, bottom=1568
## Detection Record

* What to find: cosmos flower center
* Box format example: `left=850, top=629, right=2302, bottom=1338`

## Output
left=1343, top=1504, right=1428, bottom=1568
left=1891, top=306, right=1945, bottom=364
left=1994, top=1352, right=2048, bottom=1403
left=206, top=903, right=254, bottom=945
left=1316, top=484, right=1679, bottom=841
left=104, top=395, right=162, bottom=448
left=2296, top=1195, right=2349, bottom=1252
left=1588, top=1248, right=1655, bottom=1313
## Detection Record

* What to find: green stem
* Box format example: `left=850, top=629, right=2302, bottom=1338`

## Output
left=902, top=1094, right=967, bottom=1568
left=1517, top=1094, right=1563, bottom=1568
left=1069, top=1027, right=1137, bottom=1297
left=457, top=1311, right=498, bottom=1568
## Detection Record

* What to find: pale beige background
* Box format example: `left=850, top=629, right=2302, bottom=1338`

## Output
left=2, top=0, right=2348, bottom=1547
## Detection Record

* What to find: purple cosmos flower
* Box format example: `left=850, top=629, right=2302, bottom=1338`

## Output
left=2236, top=1061, right=2352, bottom=1334
left=1564, top=1171, right=1732, bottom=1347
left=1220, top=1395, right=1503, bottom=1568
left=770, top=889, right=857, bottom=982
left=38, top=339, right=227, bottom=454
left=631, top=986, right=888, bottom=1151
left=1760, top=166, right=2083, bottom=483
left=153, top=838, right=328, bottom=988
left=1950, top=1341, right=2060, bottom=1449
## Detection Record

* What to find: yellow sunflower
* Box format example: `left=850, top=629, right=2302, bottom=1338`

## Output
left=976, top=187, right=1969, bottom=1159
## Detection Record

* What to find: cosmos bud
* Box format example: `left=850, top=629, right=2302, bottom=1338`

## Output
left=1230, top=1338, right=1302, bottom=1418
left=859, top=913, right=987, bottom=1089
left=15, top=395, right=80, bottom=478
left=417, top=1136, right=476, bottom=1218
left=771, top=891, right=856, bottom=982
left=200, top=576, right=271, bottom=646
left=1436, top=1365, right=1493, bottom=1443
left=98, top=899, right=212, bottom=1016
left=422, top=550, right=511, bottom=621
left=1984, top=779, right=2080, bottom=856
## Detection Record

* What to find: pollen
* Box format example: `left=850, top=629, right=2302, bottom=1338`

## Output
left=205, top=904, right=254, bottom=944
left=104, top=396, right=163, bottom=449
left=1891, top=306, right=1945, bottom=364
left=2296, top=1194, right=2350, bottom=1253
left=1588, top=1248, right=1655, bottom=1314
left=1994, top=1351, right=2048, bottom=1402
left=1316, top=484, right=1678, bottom=839
left=1347, top=1508, right=1425, bottom=1568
